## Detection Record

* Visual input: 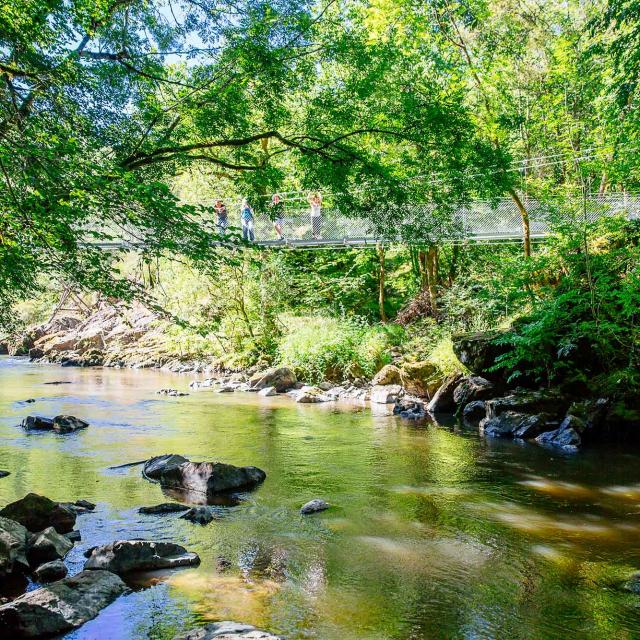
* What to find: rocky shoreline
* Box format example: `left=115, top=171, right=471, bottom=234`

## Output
left=3, top=305, right=639, bottom=455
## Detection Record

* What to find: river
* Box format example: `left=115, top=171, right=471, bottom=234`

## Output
left=1, top=356, right=640, bottom=639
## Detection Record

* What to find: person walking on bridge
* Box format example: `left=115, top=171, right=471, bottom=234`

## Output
left=214, top=200, right=228, bottom=234
left=270, top=193, right=286, bottom=240
left=240, top=198, right=255, bottom=242
left=308, top=191, right=322, bottom=239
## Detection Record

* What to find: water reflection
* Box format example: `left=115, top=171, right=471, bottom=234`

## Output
left=2, top=357, right=640, bottom=639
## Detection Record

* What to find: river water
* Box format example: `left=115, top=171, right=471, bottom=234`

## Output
left=2, top=357, right=640, bottom=639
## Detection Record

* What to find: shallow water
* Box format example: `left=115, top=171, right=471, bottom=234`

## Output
left=2, top=356, right=640, bottom=639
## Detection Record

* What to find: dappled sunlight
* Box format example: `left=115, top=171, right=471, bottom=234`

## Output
left=468, top=500, right=640, bottom=543
left=168, top=571, right=282, bottom=625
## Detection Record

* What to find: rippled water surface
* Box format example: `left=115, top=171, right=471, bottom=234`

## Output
left=2, top=356, right=640, bottom=639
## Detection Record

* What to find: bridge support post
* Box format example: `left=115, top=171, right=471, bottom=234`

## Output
left=376, top=242, right=387, bottom=323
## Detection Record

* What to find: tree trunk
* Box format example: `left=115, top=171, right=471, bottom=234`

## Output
left=377, top=243, right=387, bottom=323
left=509, top=188, right=531, bottom=258
left=425, top=245, right=439, bottom=315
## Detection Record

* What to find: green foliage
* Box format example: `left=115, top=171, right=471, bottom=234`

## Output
left=277, top=315, right=397, bottom=383
left=492, top=216, right=640, bottom=389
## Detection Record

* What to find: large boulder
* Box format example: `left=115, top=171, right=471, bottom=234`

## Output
left=485, top=390, right=568, bottom=420
left=0, top=517, right=29, bottom=579
left=451, top=330, right=510, bottom=380
left=174, top=621, right=282, bottom=640
left=426, top=375, right=463, bottom=414
left=160, top=461, right=266, bottom=496
left=370, top=384, right=403, bottom=405
left=371, top=365, right=403, bottom=386
left=481, top=412, right=551, bottom=440
left=142, top=454, right=189, bottom=481
left=399, top=361, right=442, bottom=398
left=249, top=367, right=296, bottom=393
left=27, top=527, right=73, bottom=567
left=0, top=570, right=126, bottom=638
left=0, top=494, right=76, bottom=534
left=452, top=376, right=494, bottom=409
left=84, top=540, right=200, bottom=574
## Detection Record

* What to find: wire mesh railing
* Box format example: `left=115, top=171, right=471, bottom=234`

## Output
left=88, top=193, right=640, bottom=249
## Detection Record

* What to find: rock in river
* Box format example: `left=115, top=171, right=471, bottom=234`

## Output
left=142, top=454, right=189, bottom=481
left=0, top=493, right=76, bottom=534
left=27, top=527, right=73, bottom=567
left=52, top=415, right=89, bottom=433
left=0, top=516, right=29, bottom=579
left=139, top=503, right=190, bottom=515
left=84, top=540, right=200, bottom=574
left=300, top=499, right=329, bottom=515
left=0, top=569, right=126, bottom=638
left=21, top=416, right=54, bottom=431
left=159, top=461, right=266, bottom=496
left=33, top=559, right=67, bottom=583
left=0, top=470, right=9, bottom=479
left=174, top=621, right=282, bottom=639
left=180, top=506, right=219, bottom=525
left=249, top=367, right=296, bottom=393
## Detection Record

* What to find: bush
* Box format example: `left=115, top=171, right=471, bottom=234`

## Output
left=277, top=315, right=398, bottom=383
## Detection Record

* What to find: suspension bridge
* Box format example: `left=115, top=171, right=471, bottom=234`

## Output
left=93, top=193, right=640, bottom=250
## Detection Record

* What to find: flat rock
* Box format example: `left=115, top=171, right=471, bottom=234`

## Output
left=138, top=503, right=190, bottom=515
left=0, top=569, right=126, bottom=638
left=27, top=527, right=73, bottom=567
left=0, top=516, right=29, bottom=578
left=142, top=454, right=189, bottom=481
left=257, top=386, right=277, bottom=397
left=300, top=499, right=329, bottom=515
left=174, top=621, right=282, bottom=639
left=84, top=540, right=200, bottom=574
left=159, top=461, right=266, bottom=496
left=0, top=493, right=76, bottom=533
left=33, top=559, right=67, bottom=583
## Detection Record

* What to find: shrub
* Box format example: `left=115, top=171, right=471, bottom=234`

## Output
left=277, top=315, right=396, bottom=383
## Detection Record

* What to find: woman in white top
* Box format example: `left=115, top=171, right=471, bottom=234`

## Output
left=308, top=192, right=322, bottom=239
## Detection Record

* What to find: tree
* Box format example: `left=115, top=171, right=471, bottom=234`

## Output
left=0, top=0, right=502, bottom=328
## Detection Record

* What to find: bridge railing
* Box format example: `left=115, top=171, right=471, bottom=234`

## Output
left=86, top=193, right=640, bottom=248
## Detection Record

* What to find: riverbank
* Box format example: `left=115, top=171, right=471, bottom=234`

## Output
left=4, top=300, right=640, bottom=456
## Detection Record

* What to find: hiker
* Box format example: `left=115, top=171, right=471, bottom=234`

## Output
left=240, top=198, right=255, bottom=242
left=270, top=193, right=285, bottom=240
left=308, top=192, right=322, bottom=239
left=214, top=200, right=228, bottom=234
